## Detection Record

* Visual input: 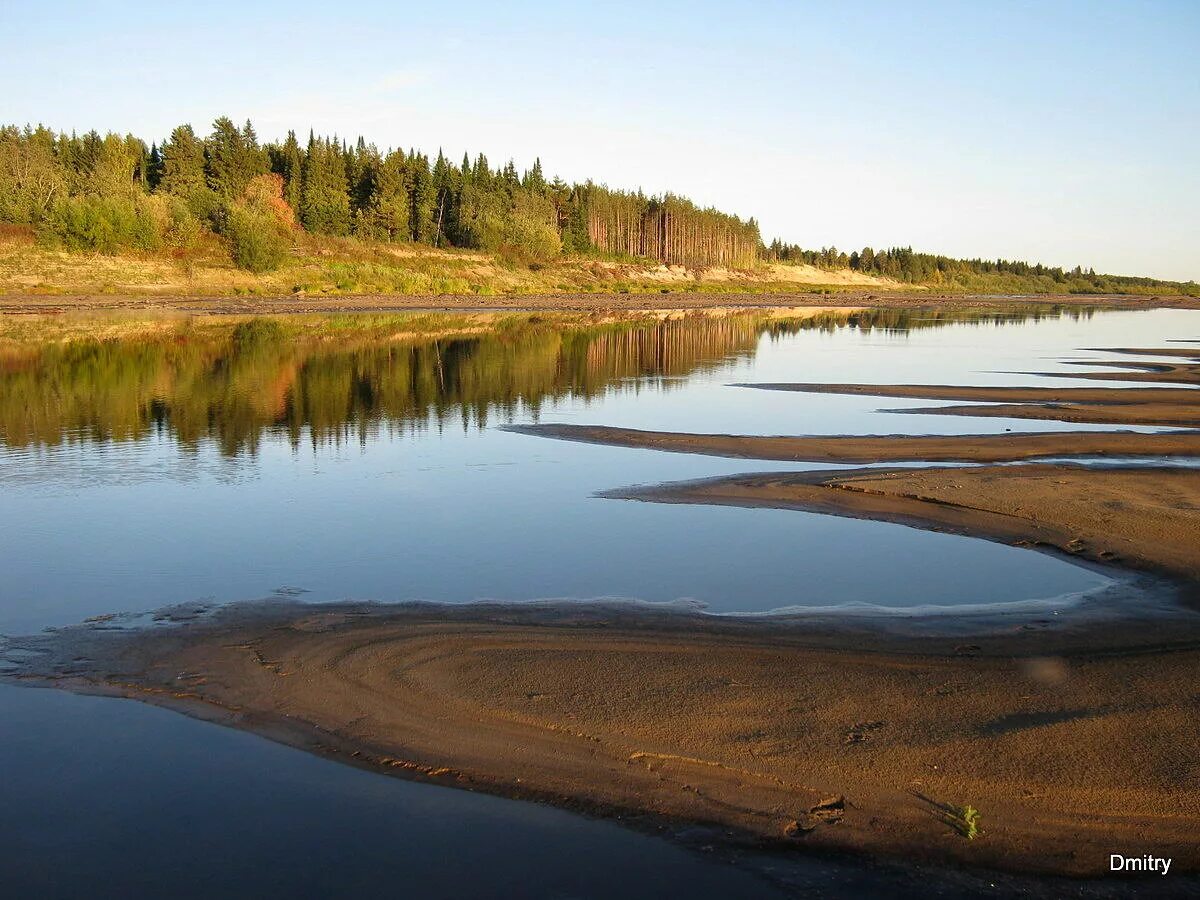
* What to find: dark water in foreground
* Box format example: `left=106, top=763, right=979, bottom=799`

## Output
left=2, top=306, right=1197, bottom=897
left=1, top=684, right=793, bottom=899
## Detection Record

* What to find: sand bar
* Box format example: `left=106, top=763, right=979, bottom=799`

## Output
left=508, top=423, right=1200, bottom=463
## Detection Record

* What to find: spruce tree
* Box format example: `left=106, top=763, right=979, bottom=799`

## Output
left=147, top=143, right=163, bottom=191
left=299, top=135, right=350, bottom=236
left=158, top=125, right=207, bottom=199
left=277, top=130, right=304, bottom=212
left=204, top=117, right=267, bottom=198
left=407, top=152, right=435, bottom=242
left=362, top=149, right=409, bottom=241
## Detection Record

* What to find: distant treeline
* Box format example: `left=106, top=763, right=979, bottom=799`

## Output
left=0, top=118, right=759, bottom=271
left=764, top=240, right=1191, bottom=294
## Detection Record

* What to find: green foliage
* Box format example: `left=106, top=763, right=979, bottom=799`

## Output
left=300, top=134, right=350, bottom=236
left=768, top=240, right=1185, bottom=295
left=948, top=804, right=982, bottom=840
left=43, top=195, right=161, bottom=253
left=407, top=152, right=436, bottom=242
left=0, top=117, right=1192, bottom=293
left=353, top=149, right=408, bottom=241
left=205, top=117, right=268, bottom=198
left=158, top=125, right=208, bottom=199
left=0, top=125, right=66, bottom=224
left=223, top=203, right=289, bottom=272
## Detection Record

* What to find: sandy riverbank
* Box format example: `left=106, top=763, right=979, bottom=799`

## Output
left=741, top=383, right=1200, bottom=428
left=5, top=595, right=1199, bottom=886
left=608, top=464, right=1200, bottom=585
left=507, top=423, right=1200, bottom=464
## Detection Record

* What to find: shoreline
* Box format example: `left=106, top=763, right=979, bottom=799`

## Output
left=4, top=595, right=1200, bottom=887
left=601, top=463, right=1200, bottom=585
left=1, top=290, right=1198, bottom=315
left=506, top=423, right=1200, bottom=464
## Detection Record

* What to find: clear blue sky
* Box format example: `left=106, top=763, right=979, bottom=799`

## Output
left=4, top=0, right=1197, bottom=280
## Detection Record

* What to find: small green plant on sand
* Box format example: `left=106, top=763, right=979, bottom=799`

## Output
left=950, top=804, right=982, bottom=840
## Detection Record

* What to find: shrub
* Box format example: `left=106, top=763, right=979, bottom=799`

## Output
left=43, top=195, right=161, bottom=254
left=143, top=194, right=204, bottom=251
left=223, top=204, right=289, bottom=273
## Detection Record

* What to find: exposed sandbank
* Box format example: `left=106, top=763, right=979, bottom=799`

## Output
left=1029, top=358, right=1200, bottom=386
left=739, top=382, right=1200, bottom=428
left=507, top=423, right=1200, bottom=463
left=889, top=402, right=1200, bottom=428
left=607, top=464, right=1200, bottom=584
left=738, top=382, right=1199, bottom=404
left=5, top=597, right=1199, bottom=884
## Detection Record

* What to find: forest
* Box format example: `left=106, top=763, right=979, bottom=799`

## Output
left=0, top=118, right=1191, bottom=294
left=763, top=240, right=1188, bottom=294
left=0, top=118, right=759, bottom=273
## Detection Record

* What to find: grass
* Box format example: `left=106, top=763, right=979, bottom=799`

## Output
left=948, top=803, right=983, bottom=840
left=0, top=230, right=901, bottom=299
left=3, top=229, right=1191, bottom=299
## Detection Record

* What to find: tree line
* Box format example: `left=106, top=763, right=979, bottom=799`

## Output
left=1, top=118, right=1187, bottom=290
left=0, top=118, right=761, bottom=272
left=764, top=240, right=1189, bottom=294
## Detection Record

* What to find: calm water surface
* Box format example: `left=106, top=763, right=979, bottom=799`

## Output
left=2, top=305, right=1196, bottom=897
left=8, top=306, right=1193, bottom=631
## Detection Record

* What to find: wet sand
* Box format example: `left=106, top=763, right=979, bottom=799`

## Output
left=891, top=402, right=1200, bottom=428
left=508, top=423, right=1200, bottom=463
left=741, top=383, right=1200, bottom=428
left=1034, top=360, right=1200, bottom=386
left=6, top=595, right=1200, bottom=886
left=609, top=464, right=1200, bottom=583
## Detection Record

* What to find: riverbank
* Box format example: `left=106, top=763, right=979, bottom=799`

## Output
left=5, top=594, right=1199, bottom=887
left=1, top=290, right=1198, bottom=316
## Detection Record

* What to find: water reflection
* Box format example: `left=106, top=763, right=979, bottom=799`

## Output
left=1, top=305, right=1093, bottom=454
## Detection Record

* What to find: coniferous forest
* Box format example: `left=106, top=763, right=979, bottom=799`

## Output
left=0, top=117, right=1192, bottom=294
left=0, top=118, right=759, bottom=273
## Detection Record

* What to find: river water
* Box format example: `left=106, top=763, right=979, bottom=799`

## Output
left=1, top=305, right=1195, bottom=896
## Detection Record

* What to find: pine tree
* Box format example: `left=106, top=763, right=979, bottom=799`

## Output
left=360, top=149, right=409, bottom=241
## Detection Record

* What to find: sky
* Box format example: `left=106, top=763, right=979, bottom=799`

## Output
left=3, top=0, right=1198, bottom=281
